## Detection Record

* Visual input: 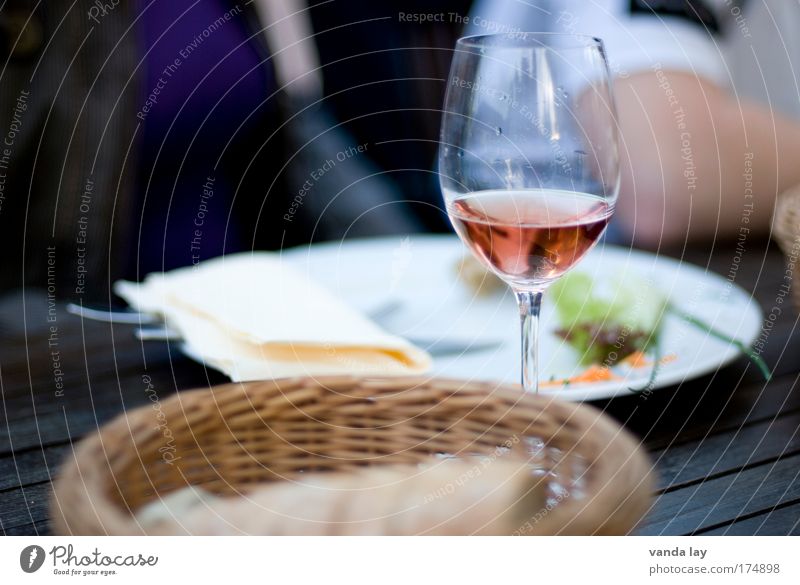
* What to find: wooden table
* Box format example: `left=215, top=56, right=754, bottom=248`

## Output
left=2, top=240, right=798, bottom=535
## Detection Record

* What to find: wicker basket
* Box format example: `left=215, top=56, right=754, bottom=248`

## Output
left=51, top=376, right=654, bottom=535
left=774, top=185, right=800, bottom=311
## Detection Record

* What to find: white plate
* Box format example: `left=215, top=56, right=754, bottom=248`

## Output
left=282, top=235, right=763, bottom=401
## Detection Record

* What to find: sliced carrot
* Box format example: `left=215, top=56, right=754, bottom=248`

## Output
left=541, top=364, right=621, bottom=388
left=621, top=351, right=651, bottom=369
left=542, top=352, right=676, bottom=390
left=620, top=351, right=678, bottom=369
left=572, top=364, right=619, bottom=383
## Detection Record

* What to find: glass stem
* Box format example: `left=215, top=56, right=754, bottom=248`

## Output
left=516, top=289, right=544, bottom=393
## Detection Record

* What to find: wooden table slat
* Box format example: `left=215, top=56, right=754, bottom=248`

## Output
left=0, top=362, right=225, bottom=455
left=638, top=454, right=800, bottom=535
left=654, top=410, right=800, bottom=491
left=699, top=502, right=800, bottom=535
left=0, top=445, right=67, bottom=491
left=0, top=482, right=53, bottom=534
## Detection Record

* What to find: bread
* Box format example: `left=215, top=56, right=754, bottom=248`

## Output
left=136, top=458, right=546, bottom=535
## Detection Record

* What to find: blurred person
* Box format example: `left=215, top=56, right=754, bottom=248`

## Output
left=0, top=0, right=421, bottom=302
left=467, top=0, right=800, bottom=247
left=309, top=0, right=472, bottom=233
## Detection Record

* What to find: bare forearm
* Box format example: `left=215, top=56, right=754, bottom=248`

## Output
left=613, top=70, right=800, bottom=246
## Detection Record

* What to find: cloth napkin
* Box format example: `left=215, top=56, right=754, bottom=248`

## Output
left=114, top=253, right=431, bottom=381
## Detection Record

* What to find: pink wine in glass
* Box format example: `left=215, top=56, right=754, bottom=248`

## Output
left=447, top=189, right=612, bottom=287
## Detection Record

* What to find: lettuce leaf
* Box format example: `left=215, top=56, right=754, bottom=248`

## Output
left=550, top=271, right=668, bottom=365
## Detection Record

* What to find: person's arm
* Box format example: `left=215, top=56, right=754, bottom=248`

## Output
left=613, top=70, right=800, bottom=247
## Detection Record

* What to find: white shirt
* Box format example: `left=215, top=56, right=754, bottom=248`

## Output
left=467, top=0, right=800, bottom=118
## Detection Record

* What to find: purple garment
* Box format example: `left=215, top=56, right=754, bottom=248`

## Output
left=133, top=0, right=275, bottom=276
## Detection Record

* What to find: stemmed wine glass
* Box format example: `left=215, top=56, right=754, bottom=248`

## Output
left=439, top=33, right=620, bottom=393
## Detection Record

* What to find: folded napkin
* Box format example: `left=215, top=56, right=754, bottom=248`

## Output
left=114, top=253, right=431, bottom=381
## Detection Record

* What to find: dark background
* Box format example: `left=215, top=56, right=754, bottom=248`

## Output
left=308, top=0, right=473, bottom=231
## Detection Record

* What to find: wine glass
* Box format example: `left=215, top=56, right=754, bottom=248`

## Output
left=439, top=33, right=620, bottom=393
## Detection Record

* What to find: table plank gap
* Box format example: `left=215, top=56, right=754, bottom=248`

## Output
left=638, top=453, right=800, bottom=535
left=694, top=499, right=800, bottom=536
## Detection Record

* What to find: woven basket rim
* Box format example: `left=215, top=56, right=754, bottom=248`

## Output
left=50, top=376, right=655, bottom=535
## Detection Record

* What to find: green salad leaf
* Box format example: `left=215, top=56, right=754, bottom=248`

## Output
left=550, top=270, right=771, bottom=382
left=550, top=271, right=668, bottom=366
